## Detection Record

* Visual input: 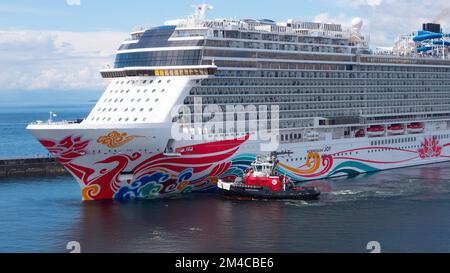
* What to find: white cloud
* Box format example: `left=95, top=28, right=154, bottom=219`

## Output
left=66, top=0, right=81, bottom=6
left=0, top=30, right=127, bottom=91
left=318, top=0, right=450, bottom=47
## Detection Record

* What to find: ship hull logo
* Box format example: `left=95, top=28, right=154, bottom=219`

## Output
left=97, top=131, right=143, bottom=148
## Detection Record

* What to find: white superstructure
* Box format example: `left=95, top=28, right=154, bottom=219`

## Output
left=28, top=6, right=450, bottom=200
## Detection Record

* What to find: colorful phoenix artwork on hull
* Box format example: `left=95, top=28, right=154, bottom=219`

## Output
left=39, top=135, right=448, bottom=200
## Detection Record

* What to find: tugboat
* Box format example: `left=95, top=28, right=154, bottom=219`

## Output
left=217, top=154, right=320, bottom=200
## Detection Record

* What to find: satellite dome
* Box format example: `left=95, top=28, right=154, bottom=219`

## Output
left=352, top=17, right=363, bottom=31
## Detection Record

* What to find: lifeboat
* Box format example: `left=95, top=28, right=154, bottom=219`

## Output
left=407, top=122, right=424, bottom=134
left=355, top=129, right=365, bottom=138
left=217, top=155, right=320, bottom=200
left=367, top=125, right=385, bottom=137
left=387, top=124, right=405, bottom=135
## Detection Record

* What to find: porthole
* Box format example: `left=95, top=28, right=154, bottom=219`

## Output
left=158, top=80, right=162, bottom=83
left=161, top=89, right=165, bottom=93
left=125, top=118, right=129, bottom=121
left=137, top=89, right=141, bottom=93
left=125, top=108, right=128, bottom=112
left=131, top=99, right=135, bottom=102
left=155, top=98, right=159, bottom=102
left=134, top=118, right=138, bottom=122
left=152, top=89, right=156, bottom=93
left=140, top=108, right=144, bottom=112
left=120, top=99, right=123, bottom=102
left=149, top=108, right=153, bottom=112
left=131, top=108, right=135, bottom=112
left=146, top=98, right=150, bottom=102
left=167, top=80, right=171, bottom=83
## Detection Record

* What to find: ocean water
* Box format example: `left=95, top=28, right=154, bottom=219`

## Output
left=0, top=103, right=93, bottom=158
left=1, top=104, right=450, bottom=252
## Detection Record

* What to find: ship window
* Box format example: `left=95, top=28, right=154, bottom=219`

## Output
left=155, top=98, right=159, bottom=102
left=140, top=108, right=144, bottom=112
left=161, top=89, right=165, bottom=93
left=125, top=118, right=129, bottom=121
left=149, top=108, right=153, bottom=112
left=134, top=118, right=138, bottom=122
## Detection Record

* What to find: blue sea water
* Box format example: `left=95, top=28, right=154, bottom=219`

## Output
left=0, top=103, right=93, bottom=158
left=1, top=104, right=450, bottom=253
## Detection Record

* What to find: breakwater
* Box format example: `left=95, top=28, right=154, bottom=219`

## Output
left=0, top=157, right=67, bottom=178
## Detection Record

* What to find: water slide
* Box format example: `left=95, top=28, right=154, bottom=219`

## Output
left=413, top=31, right=450, bottom=52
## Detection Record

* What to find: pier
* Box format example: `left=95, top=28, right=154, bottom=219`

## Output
left=0, top=157, right=68, bottom=178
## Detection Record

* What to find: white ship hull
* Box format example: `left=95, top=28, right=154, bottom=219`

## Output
left=28, top=123, right=450, bottom=200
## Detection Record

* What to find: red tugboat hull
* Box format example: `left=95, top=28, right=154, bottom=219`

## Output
left=218, top=181, right=320, bottom=200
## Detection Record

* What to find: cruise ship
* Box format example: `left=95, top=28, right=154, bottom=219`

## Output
left=27, top=5, right=450, bottom=200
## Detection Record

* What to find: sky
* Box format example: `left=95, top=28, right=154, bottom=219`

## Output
left=1, top=0, right=450, bottom=102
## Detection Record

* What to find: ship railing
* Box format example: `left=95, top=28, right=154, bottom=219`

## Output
left=29, top=119, right=84, bottom=126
